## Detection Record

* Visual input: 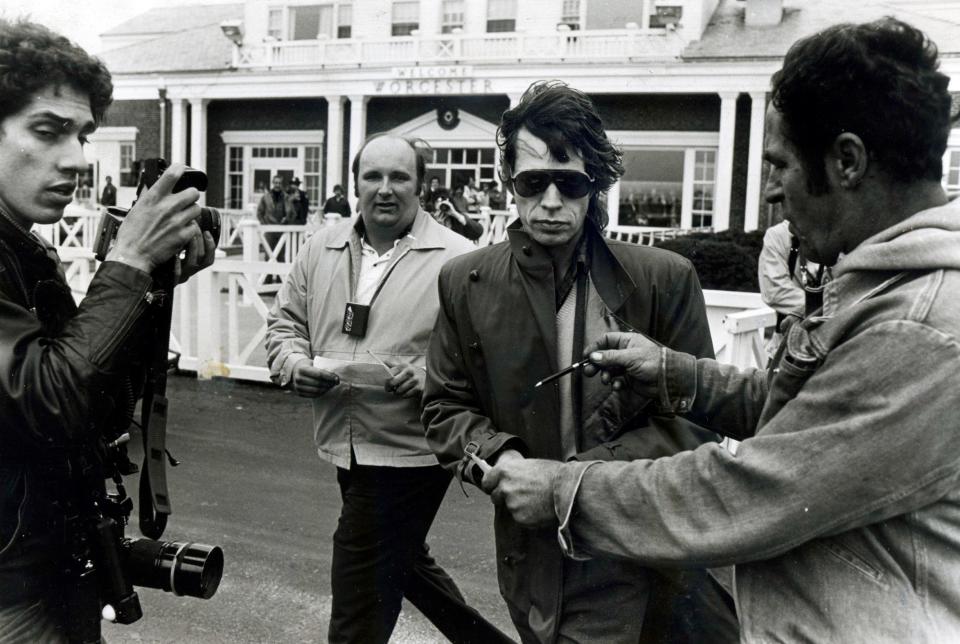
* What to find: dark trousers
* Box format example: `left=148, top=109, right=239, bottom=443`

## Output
left=329, top=462, right=515, bottom=644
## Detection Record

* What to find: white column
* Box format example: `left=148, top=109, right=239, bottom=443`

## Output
left=169, top=98, right=187, bottom=164
left=743, top=92, right=767, bottom=231
left=680, top=149, right=695, bottom=229
left=607, top=181, right=621, bottom=227
left=325, top=95, right=345, bottom=200
left=421, top=0, right=442, bottom=34
left=714, top=92, right=738, bottom=231
left=347, top=95, right=369, bottom=201
left=189, top=99, right=208, bottom=205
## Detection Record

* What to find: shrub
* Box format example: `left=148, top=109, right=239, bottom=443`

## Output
left=656, top=237, right=759, bottom=292
left=685, top=229, right=765, bottom=259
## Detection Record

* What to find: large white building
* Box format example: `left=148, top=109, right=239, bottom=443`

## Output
left=86, top=0, right=960, bottom=230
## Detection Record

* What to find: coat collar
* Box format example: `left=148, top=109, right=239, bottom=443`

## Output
left=325, top=208, right=448, bottom=251
left=506, top=218, right=638, bottom=314
left=0, top=209, right=53, bottom=259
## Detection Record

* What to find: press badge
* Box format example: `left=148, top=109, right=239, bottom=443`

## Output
left=342, top=302, right=370, bottom=337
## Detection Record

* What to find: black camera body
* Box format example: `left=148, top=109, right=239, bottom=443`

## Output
left=94, top=158, right=221, bottom=263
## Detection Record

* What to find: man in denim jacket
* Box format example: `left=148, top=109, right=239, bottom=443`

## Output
left=482, top=18, right=960, bottom=642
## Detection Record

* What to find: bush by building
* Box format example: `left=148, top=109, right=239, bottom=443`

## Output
left=655, top=230, right=765, bottom=292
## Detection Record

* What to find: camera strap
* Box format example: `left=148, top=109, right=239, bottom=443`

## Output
left=138, top=262, right=177, bottom=540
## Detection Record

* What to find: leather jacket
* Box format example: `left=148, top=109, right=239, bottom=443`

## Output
left=0, top=213, right=155, bottom=604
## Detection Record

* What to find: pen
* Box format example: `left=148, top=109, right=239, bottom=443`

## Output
left=467, top=452, right=492, bottom=475
left=366, top=349, right=394, bottom=376
left=534, top=360, right=588, bottom=388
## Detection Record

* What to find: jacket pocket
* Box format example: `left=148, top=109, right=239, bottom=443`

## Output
left=765, top=323, right=824, bottom=416
left=820, top=539, right=889, bottom=589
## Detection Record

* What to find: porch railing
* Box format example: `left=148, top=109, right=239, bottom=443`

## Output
left=234, top=29, right=685, bottom=70
left=57, top=219, right=776, bottom=385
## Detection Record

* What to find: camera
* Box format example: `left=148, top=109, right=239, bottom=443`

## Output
left=64, top=157, right=225, bottom=643
left=93, top=158, right=221, bottom=262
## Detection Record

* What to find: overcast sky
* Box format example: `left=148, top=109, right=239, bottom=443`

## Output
left=0, top=0, right=237, bottom=54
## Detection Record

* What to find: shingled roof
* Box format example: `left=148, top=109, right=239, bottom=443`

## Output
left=99, top=3, right=242, bottom=74
left=99, top=22, right=236, bottom=73
left=685, top=0, right=960, bottom=60
left=102, top=3, right=243, bottom=38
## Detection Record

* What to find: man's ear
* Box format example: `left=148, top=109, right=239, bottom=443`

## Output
left=830, top=132, right=868, bottom=189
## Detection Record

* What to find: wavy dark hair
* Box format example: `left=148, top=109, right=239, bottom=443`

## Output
left=0, top=19, right=113, bottom=125
left=498, top=80, right=623, bottom=228
left=771, top=17, right=956, bottom=194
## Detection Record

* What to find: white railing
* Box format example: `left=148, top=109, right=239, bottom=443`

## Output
left=35, top=205, right=249, bottom=255
left=218, top=208, right=251, bottom=249
left=234, top=28, right=685, bottom=69
left=703, top=290, right=776, bottom=369
left=604, top=225, right=711, bottom=246
left=35, top=205, right=102, bottom=251
left=181, top=261, right=290, bottom=381
left=56, top=217, right=777, bottom=384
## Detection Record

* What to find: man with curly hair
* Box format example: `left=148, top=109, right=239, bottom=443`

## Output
left=484, top=18, right=960, bottom=642
left=0, top=19, right=215, bottom=642
left=422, top=81, right=738, bottom=642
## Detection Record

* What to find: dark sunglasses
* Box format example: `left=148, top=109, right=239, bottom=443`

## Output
left=511, top=170, right=594, bottom=199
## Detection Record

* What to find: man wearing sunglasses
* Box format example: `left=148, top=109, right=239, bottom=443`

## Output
left=422, top=81, right=737, bottom=643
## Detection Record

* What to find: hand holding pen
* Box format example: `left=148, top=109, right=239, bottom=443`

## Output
left=579, top=332, right=662, bottom=396
left=535, top=332, right=663, bottom=396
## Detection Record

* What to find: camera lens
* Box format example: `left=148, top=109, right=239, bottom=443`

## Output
left=125, top=538, right=224, bottom=600
left=198, top=207, right=221, bottom=248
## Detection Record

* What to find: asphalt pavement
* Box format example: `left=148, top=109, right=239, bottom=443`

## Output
left=102, top=374, right=519, bottom=644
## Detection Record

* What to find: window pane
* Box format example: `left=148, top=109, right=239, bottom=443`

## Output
left=338, top=3, right=352, bottom=37
left=339, top=3, right=352, bottom=25
left=486, top=19, right=515, bottom=32
left=392, top=1, right=419, bottom=22
left=268, top=8, right=283, bottom=39
left=290, top=5, right=322, bottom=40
left=318, top=5, right=334, bottom=37
left=392, top=22, right=418, bottom=36
left=561, top=0, right=580, bottom=23
left=618, top=148, right=683, bottom=227
left=488, top=0, right=516, bottom=19
left=119, top=143, right=137, bottom=187
left=442, top=0, right=464, bottom=30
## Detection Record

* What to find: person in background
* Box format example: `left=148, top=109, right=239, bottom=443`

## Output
left=462, top=176, right=480, bottom=212
left=487, top=181, right=506, bottom=210
left=257, top=174, right=293, bottom=275
left=288, top=176, right=309, bottom=225
left=322, top=183, right=352, bottom=219
left=758, top=220, right=831, bottom=359
left=432, top=196, right=484, bottom=241
left=422, top=176, right=446, bottom=213
left=100, top=174, right=116, bottom=207
left=450, top=184, right=471, bottom=215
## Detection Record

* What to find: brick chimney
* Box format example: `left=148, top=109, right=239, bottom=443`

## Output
left=745, top=0, right=783, bottom=27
